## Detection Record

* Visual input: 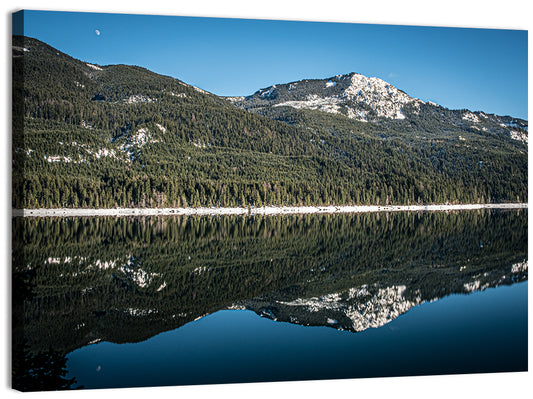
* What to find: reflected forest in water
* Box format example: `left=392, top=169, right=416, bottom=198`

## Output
left=12, top=209, right=527, bottom=391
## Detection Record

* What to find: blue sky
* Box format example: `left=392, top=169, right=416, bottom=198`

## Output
left=15, top=9, right=528, bottom=119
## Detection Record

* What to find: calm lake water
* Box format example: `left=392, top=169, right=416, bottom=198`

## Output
left=12, top=210, right=528, bottom=391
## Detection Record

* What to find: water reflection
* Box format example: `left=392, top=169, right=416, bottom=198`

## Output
left=12, top=210, right=528, bottom=390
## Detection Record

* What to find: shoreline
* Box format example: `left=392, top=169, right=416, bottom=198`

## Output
left=11, top=203, right=528, bottom=217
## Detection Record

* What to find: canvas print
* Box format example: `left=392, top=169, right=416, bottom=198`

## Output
left=11, top=10, right=527, bottom=392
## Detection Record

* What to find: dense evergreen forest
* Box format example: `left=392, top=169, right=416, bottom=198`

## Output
left=12, top=36, right=528, bottom=208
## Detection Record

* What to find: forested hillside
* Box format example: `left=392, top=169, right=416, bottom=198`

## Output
left=12, top=36, right=528, bottom=208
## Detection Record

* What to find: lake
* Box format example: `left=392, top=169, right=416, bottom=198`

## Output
left=11, top=209, right=528, bottom=391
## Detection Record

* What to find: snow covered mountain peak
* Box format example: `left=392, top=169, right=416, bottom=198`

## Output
left=342, top=72, right=422, bottom=120
left=228, top=72, right=423, bottom=122
left=226, top=71, right=527, bottom=141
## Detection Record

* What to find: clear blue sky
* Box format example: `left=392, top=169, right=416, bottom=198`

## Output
left=15, top=9, right=528, bottom=120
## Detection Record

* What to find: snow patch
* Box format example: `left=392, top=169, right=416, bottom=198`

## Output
left=13, top=45, right=30, bottom=52
left=50, top=142, right=123, bottom=163
left=94, top=259, right=116, bottom=270
left=192, top=266, right=209, bottom=275
left=511, top=261, right=528, bottom=274
left=89, top=148, right=119, bottom=160
left=44, top=155, right=73, bottom=163
left=191, top=139, right=211, bottom=148
left=170, top=92, right=187, bottom=98
left=462, top=112, right=480, bottom=123
left=274, top=94, right=341, bottom=114
left=119, top=263, right=161, bottom=289
left=86, top=63, right=103, bottom=71
left=126, top=94, right=156, bottom=104
left=81, top=120, right=93, bottom=129
left=227, top=304, right=247, bottom=310
left=126, top=308, right=156, bottom=316
left=260, top=85, right=277, bottom=98
left=463, top=280, right=481, bottom=292
left=192, top=86, right=208, bottom=94
left=121, top=128, right=158, bottom=150
left=510, top=130, right=528, bottom=143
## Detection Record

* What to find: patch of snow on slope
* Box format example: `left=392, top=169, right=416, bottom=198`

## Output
left=130, top=128, right=155, bottom=146
left=126, top=94, right=156, bottom=104
left=192, top=86, right=208, bottom=94
left=274, top=94, right=341, bottom=114
left=511, top=261, right=528, bottom=273
left=170, top=92, right=187, bottom=98
left=260, top=85, right=277, bottom=98
left=13, top=45, right=30, bottom=52
left=346, top=108, right=369, bottom=122
left=81, top=120, right=93, bottom=129
left=126, top=308, right=156, bottom=316
left=118, top=128, right=159, bottom=161
left=510, top=130, right=528, bottom=143
left=226, top=96, right=244, bottom=104
left=91, top=148, right=118, bottom=159
left=44, top=155, right=73, bottom=163
left=504, top=119, right=527, bottom=130
left=462, top=112, right=480, bottom=123
left=86, top=63, right=103, bottom=71
left=464, top=280, right=481, bottom=292
left=48, top=142, right=124, bottom=163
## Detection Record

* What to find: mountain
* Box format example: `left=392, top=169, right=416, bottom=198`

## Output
left=227, top=72, right=528, bottom=140
left=12, top=36, right=528, bottom=208
left=233, top=261, right=528, bottom=333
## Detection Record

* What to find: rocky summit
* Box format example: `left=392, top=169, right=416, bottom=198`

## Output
left=228, top=72, right=528, bottom=140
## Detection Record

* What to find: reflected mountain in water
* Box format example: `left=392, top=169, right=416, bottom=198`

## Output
left=12, top=210, right=527, bottom=364
left=234, top=260, right=527, bottom=332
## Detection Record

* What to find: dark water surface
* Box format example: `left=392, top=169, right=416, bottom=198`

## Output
left=12, top=210, right=528, bottom=390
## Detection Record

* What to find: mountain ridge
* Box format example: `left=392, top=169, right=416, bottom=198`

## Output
left=12, top=35, right=528, bottom=208
left=227, top=71, right=528, bottom=140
